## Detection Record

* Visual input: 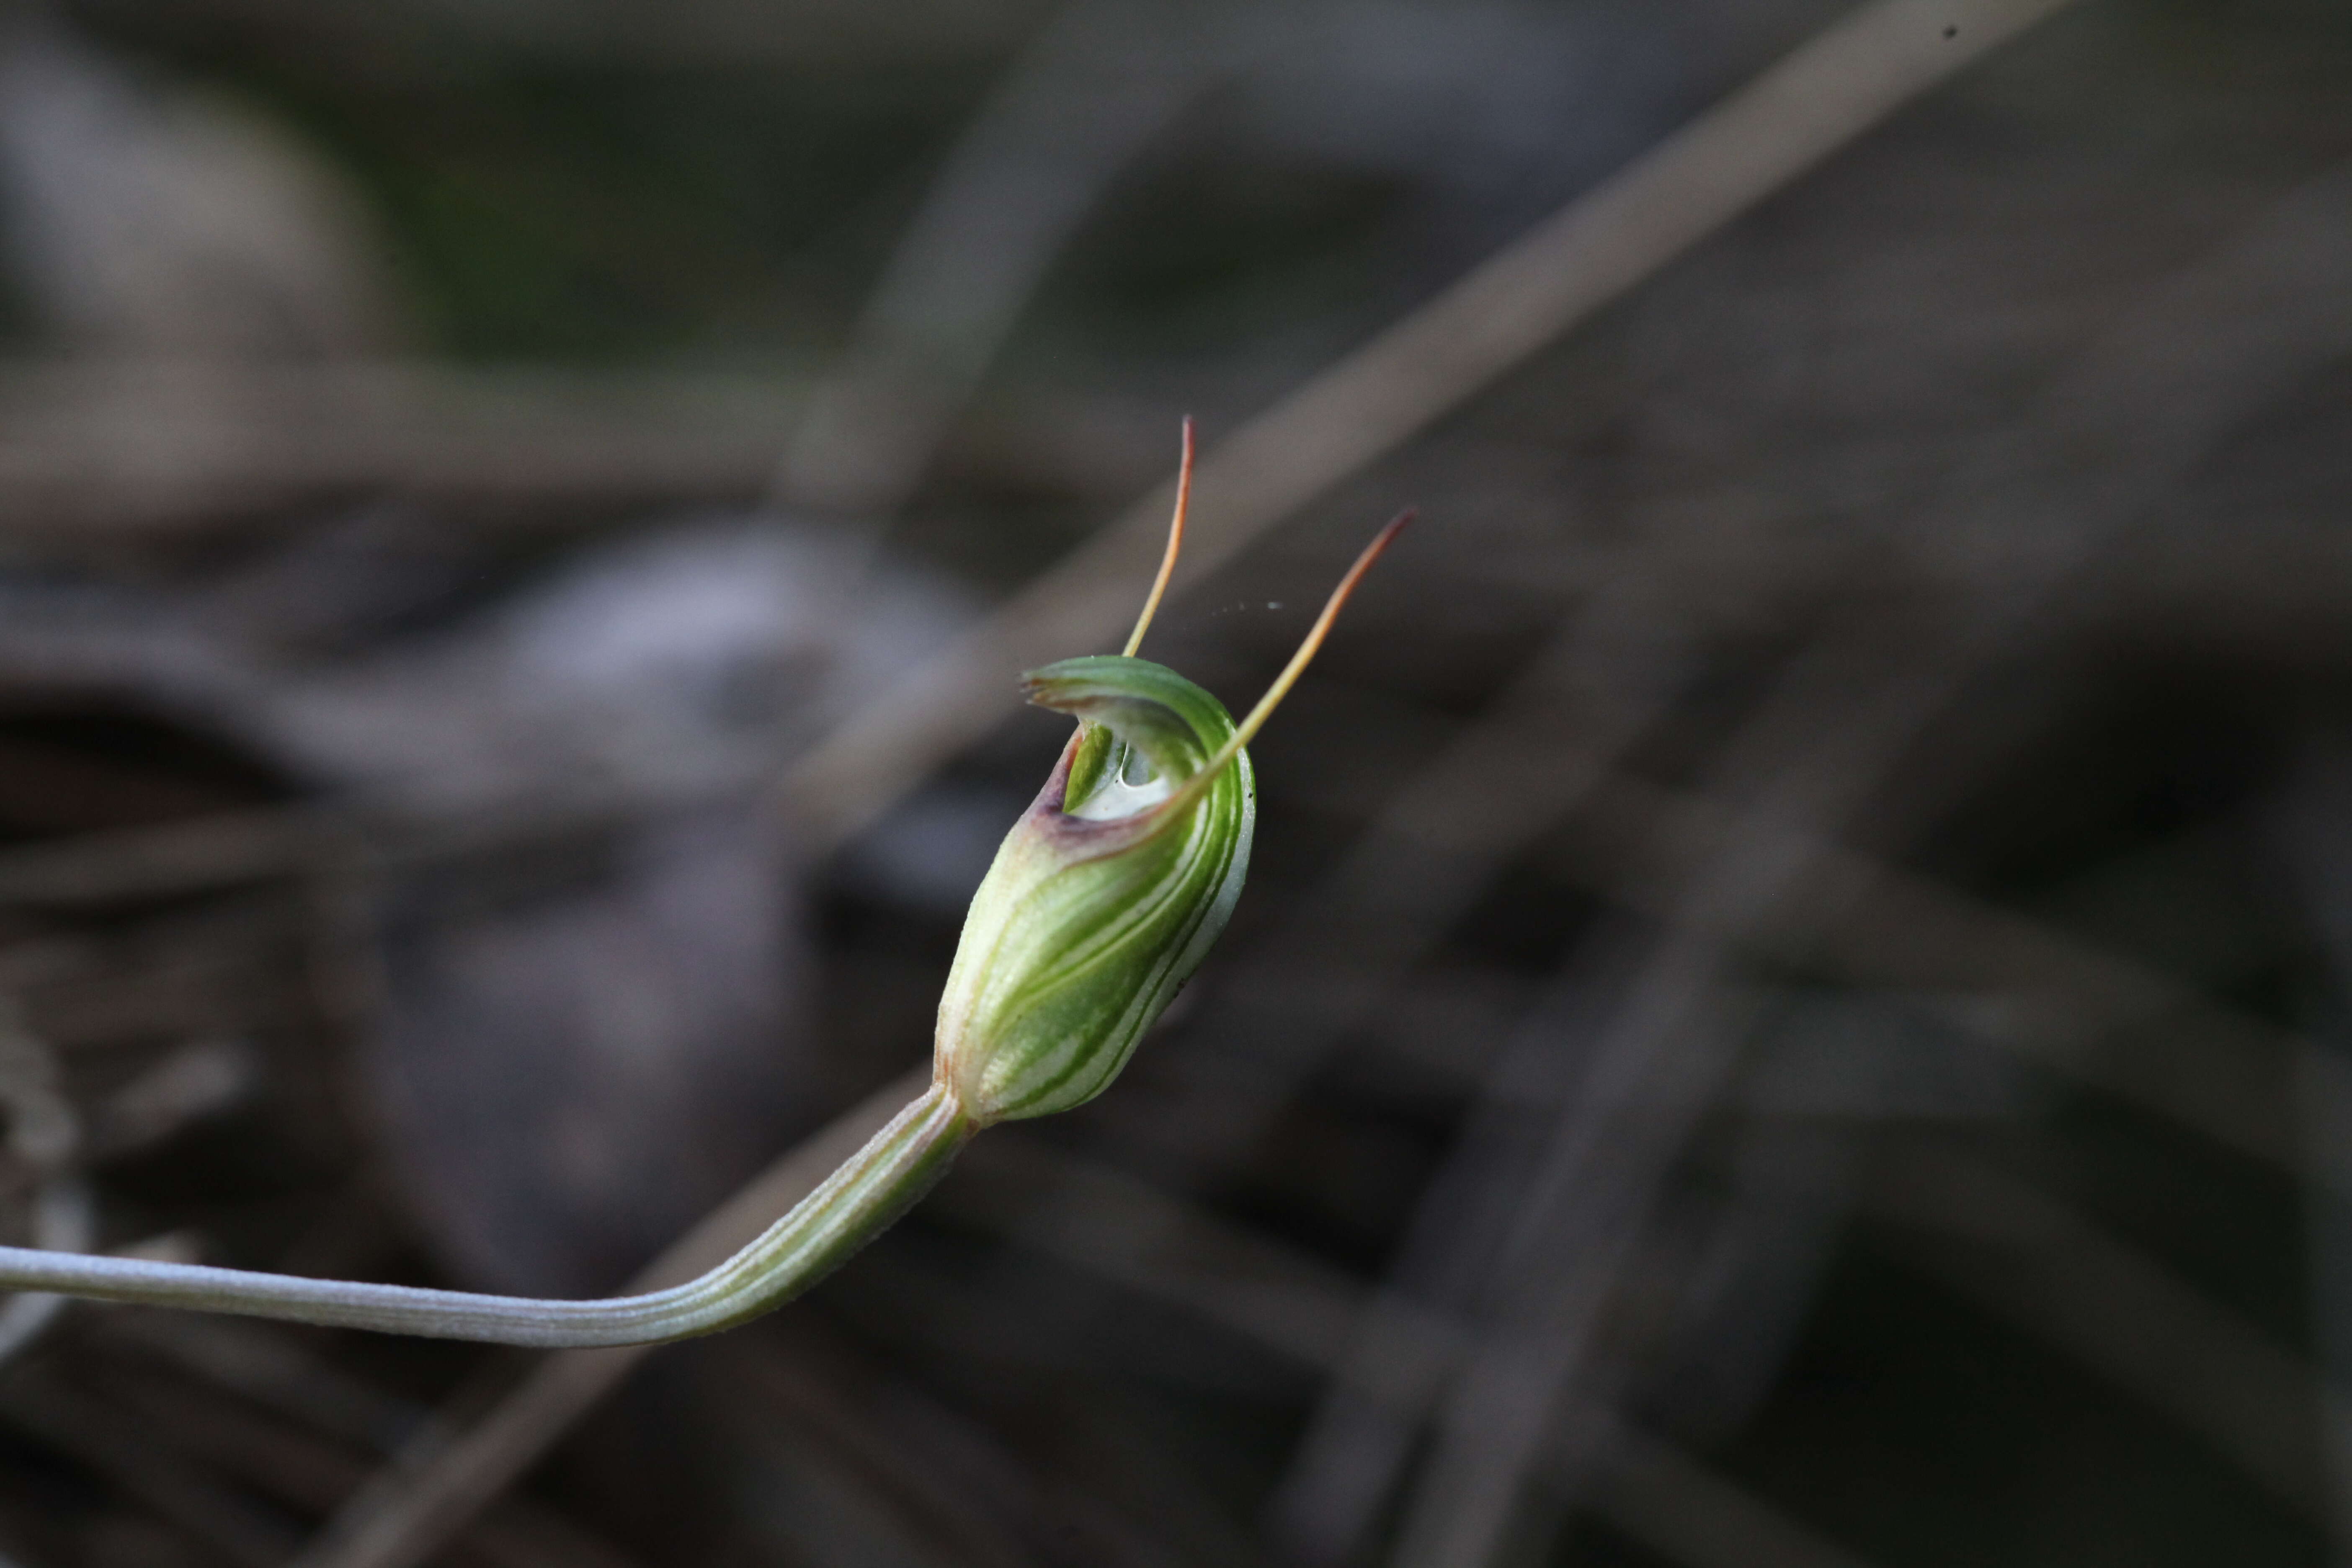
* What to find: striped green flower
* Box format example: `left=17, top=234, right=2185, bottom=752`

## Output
left=936, top=655, right=1256, bottom=1124
left=0, top=416, right=1403, bottom=1348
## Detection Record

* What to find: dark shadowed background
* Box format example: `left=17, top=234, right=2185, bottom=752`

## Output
left=0, top=0, right=2346, bottom=1564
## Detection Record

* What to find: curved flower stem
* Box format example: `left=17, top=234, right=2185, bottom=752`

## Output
left=0, top=1083, right=973, bottom=1346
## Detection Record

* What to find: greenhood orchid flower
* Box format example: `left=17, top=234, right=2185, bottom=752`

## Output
left=0, top=424, right=1406, bottom=1345
left=936, top=652, right=1256, bottom=1124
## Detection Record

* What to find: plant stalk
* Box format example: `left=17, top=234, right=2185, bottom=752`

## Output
left=0, top=1082, right=973, bottom=1346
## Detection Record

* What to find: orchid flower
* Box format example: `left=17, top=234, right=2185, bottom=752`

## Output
left=0, top=425, right=1406, bottom=1345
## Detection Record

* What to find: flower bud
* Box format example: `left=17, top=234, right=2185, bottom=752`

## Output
left=934, top=654, right=1254, bottom=1124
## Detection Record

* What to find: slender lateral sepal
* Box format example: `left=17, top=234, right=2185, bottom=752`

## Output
left=0, top=426, right=1406, bottom=1346
left=1122, top=414, right=1192, bottom=659
left=1066, top=415, right=1197, bottom=810
left=1164, top=509, right=1412, bottom=820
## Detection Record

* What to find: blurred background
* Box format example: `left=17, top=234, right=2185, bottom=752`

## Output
left=0, top=0, right=2344, bottom=1563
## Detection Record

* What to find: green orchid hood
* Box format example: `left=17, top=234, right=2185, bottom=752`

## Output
left=934, top=654, right=1255, bottom=1124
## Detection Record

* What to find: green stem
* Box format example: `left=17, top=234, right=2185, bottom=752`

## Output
left=0, top=1083, right=974, bottom=1347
